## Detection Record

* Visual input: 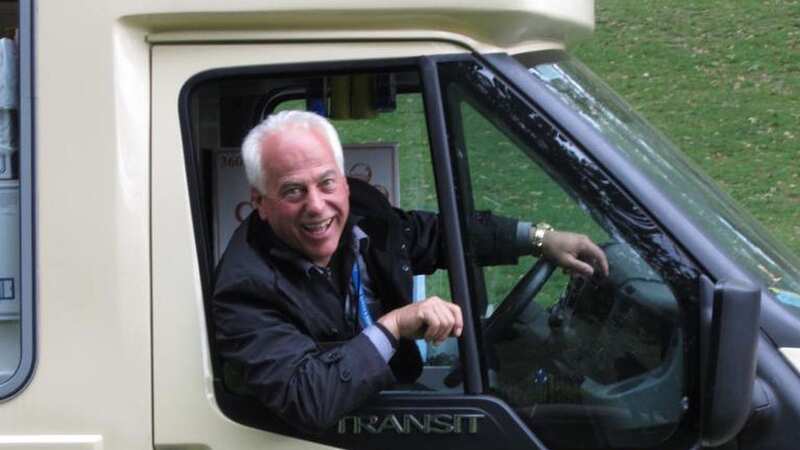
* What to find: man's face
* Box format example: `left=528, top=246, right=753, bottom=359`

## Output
left=253, top=126, right=350, bottom=267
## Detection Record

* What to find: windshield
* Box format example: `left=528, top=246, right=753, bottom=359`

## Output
left=526, top=55, right=800, bottom=309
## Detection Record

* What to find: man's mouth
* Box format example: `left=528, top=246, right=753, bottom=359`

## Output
left=301, top=218, right=334, bottom=236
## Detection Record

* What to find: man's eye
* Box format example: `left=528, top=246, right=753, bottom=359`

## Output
left=283, top=187, right=303, bottom=198
left=320, top=178, right=336, bottom=190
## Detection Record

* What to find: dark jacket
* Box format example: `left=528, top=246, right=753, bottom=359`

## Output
left=212, top=179, right=522, bottom=432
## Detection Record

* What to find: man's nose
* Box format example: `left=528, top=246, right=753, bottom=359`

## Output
left=305, top=188, right=325, bottom=214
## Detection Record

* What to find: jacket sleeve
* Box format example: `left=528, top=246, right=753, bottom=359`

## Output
left=396, top=208, right=526, bottom=274
left=213, top=277, right=396, bottom=433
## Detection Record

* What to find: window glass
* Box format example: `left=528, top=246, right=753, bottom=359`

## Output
left=459, top=101, right=607, bottom=309
left=0, top=3, right=21, bottom=390
left=528, top=57, right=800, bottom=316
left=0, top=177, right=20, bottom=385
left=440, top=59, right=698, bottom=449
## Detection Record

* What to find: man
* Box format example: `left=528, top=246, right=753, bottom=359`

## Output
left=213, top=110, right=608, bottom=433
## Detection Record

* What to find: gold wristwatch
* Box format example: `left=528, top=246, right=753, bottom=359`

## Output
left=529, top=222, right=553, bottom=257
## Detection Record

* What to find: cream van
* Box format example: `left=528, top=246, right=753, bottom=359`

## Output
left=3, top=1, right=800, bottom=449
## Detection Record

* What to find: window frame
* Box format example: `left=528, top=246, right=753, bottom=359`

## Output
left=177, top=55, right=501, bottom=444
left=0, top=0, right=35, bottom=400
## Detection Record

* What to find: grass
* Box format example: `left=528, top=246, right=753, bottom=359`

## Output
left=572, top=0, right=800, bottom=255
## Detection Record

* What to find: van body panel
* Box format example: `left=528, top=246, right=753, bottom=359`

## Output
left=0, top=435, right=103, bottom=449
left=144, top=30, right=565, bottom=56
left=122, top=0, right=593, bottom=53
left=779, top=348, right=800, bottom=374
left=0, top=1, right=152, bottom=449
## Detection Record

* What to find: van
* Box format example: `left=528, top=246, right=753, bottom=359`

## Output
left=2, top=1, right=800, bottom=449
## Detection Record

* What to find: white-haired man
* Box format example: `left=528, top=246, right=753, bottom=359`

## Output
left=212, top=110, right=608, bottom=433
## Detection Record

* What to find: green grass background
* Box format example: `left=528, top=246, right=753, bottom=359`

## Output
left=573, top=0, right=800, bottom=255
left=326, top=2, right=800, bottom=304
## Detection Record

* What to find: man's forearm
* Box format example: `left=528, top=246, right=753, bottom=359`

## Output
left=466, top=211, right=530, bottom=266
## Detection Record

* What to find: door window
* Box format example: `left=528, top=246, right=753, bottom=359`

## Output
left=438, top=58, right=700, bottom=449
left=184, top=64, right=466, bottom=438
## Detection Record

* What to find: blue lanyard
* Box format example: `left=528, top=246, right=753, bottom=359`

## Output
left=351, top=260, right=374, bottom=329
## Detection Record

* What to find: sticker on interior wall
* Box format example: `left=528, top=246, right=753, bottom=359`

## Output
left=0, top=277, right=13, bottom=300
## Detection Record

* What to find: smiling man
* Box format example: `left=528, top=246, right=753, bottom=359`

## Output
left=212, top=110, right=607, bottom=433
left=251, top=121, right=350, bottom=267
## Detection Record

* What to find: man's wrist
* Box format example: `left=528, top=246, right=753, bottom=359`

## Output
left=363, top=325, right=397, bottom=363
left=374, top=322, right=399, bottom=349
left=529, top=222, right=553, bottom=257
left=377, top=315, right=400, bottom=341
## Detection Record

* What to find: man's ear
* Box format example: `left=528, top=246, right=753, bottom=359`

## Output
left=251, top=188, right=269, bottom=221
left=250, top=188, right=261, bottom=205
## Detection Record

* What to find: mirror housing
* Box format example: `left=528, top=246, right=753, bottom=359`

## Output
left=700, top=276, right=761, bottom=447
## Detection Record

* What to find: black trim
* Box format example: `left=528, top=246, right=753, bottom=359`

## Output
left=0, top=0, right=36, bottom=400
left=420, top=56, right=483, bottom=395
left=509, top=49, right=566, bottom=67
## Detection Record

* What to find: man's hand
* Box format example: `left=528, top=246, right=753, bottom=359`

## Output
left=542, top=230, right=609, bottom=278
left=377, top=297, right=463, bottom=345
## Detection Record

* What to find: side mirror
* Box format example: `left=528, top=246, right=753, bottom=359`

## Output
left=699, top=276, right=761, bottom=447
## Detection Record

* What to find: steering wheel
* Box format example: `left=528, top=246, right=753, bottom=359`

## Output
left=443, top=259, right=555, bottom=387
left=482, top=258, right=556, bottom=344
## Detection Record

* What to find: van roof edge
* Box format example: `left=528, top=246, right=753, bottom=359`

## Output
left=126, top=1, right=593, bottom=52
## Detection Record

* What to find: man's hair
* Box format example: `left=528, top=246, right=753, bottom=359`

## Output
left=241, top=110, right=345, bottom=194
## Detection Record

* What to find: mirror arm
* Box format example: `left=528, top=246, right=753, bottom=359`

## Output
left=700, top=276, right=761, bottom=447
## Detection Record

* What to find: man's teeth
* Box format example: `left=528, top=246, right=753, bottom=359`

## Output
left=303, top=218, right=333, bottom=232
